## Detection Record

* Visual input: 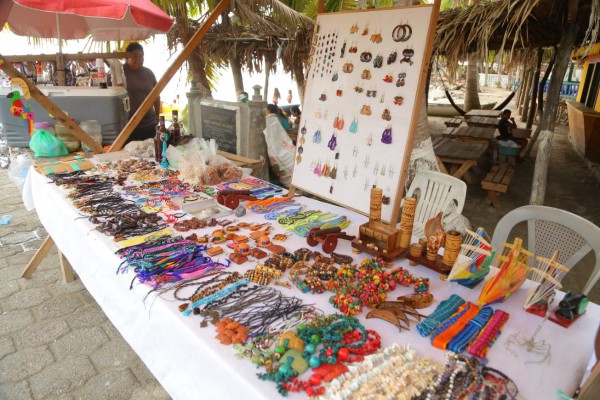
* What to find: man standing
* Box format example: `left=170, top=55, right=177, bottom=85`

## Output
left=123, top=43, right=161, bottom=142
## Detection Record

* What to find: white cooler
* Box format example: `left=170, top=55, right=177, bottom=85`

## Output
left=0, top=86, right=130, bottom=147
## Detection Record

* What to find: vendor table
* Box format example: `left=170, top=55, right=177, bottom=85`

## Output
left=467, top=116, right=501, bottom=129
left=23, top=166, right=600, bottom=400
left=432, top=135, right=489, bottom=184
left=465, top=109, right=503, bottom=119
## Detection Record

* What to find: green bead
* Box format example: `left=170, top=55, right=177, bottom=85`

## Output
left=278, top=364, right=291, bottom=374
left=305, top=343, right=316, bottom=354
left=275, top=345, right=286, bottom=354
left=298, top=323, right=306, bottom=330
left=311, top=334, right=320, bottom=344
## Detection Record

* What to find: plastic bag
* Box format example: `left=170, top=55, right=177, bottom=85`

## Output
left=263, top=114, right=295, bottom=186
left=29, top=130, right=68, bottom=158
left=176, top=138, right=243, bottom=185
left=8, top=153, right=33, bottom=189
left=124, top=138, right=155, bottom=158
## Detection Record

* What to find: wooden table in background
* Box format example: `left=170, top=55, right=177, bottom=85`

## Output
left=432, top=135, right=489, bottom=184
left=446, top=126, right=496, bottom=144
left=466, top=116, right=500, bottom=129
left=465, top=109, right=502, bottom=119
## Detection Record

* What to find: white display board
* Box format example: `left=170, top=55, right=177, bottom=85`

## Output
left=291, top=4, right=438, bottom=223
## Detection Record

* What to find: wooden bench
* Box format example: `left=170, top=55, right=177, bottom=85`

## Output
left=481, top=163, right=515, bottom=207
left=444, top=117, right=462, bottom=128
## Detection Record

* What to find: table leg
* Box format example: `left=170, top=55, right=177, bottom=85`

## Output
left=21, top=236, right=54, bottom=279
left=486, top=191, right=501, bottom=208
left=59, top=251, right=75, bottom=283
left=452, top=160, right=476, bottom=180
left=436, top=157, right=449, bottom=174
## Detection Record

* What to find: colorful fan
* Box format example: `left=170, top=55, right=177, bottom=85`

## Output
left=448, top=228, right=494, bottom=288
left=478, top=238, right=530, bottom=307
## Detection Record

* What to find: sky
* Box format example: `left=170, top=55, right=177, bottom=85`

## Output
left=0, top=30, right=301, bottom=107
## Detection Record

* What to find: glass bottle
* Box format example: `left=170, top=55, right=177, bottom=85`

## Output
left=154, top=116, right=167, bottom=163
left=170, top=110, right=181, bottom=145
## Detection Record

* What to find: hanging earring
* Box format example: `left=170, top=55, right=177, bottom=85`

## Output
left=349, top=118, right=359, bottom=134
left=381, top=125, right=392, bottom=144
left=327, top=133, right=337, bottom=151
left=367, top=133, right=373, bottom=146
left=313, top=129, right=322, bottom=143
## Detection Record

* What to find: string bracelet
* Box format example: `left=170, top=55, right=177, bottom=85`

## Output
left=416, top=294, right=465, bottom=337
left=446, top=306, right=494, bottom=353
left=468, top=310, right=510, bottom=359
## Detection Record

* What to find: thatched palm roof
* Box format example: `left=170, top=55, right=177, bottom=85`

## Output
left=435, top=0, right=597, bottom=68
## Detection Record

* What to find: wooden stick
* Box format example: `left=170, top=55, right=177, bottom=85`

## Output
left=58, top=250, right=75, bottom=283
left=21, top=236, right=54, bottom=279
left=108, top=0, right=232, bottom=152
left=0, top=55, right=105, bottom=153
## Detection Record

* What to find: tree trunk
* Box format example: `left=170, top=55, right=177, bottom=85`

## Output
left=263, top=57, right=272, bottom=103
left=530, top=22, right=579, bottom=205
left=521, top=68, right=534, bottom=122
left=526, top=48, right=543, bottom=129
left=230, top=52, right=244, bottom=97
left=483, top=51, right=489, bottom=87
left=523, top=50, right=556, bottom=158
left=464, top=53, right=481, bottom=112
left=515, top=66, right=524, bottom=104
left=292, top=60, right=306, bottom=101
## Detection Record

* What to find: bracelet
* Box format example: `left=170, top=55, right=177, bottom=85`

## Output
left=431, top=302, right=480, bottom=350
left=446, top=306, right=494, bottom=353
left=468, top=309, right=510, bottom=358
left=416, top=294, right=465, bottom=337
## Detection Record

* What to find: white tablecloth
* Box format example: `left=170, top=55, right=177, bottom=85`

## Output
left=24, top=167, right=600, bottom=400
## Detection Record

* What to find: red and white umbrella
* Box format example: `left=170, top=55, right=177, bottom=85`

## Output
left=0, top=0, right=174, bottom=42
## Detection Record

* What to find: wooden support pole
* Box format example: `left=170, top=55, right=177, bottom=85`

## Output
left=21, top=236, right=54, bottom=279
left=526, top=48, right=543, bottom=130
left=0, top=55, right=105, bottom=153
left=520, top=68, right=533, bottom=122
left=108, top=0, right=232, bottom=152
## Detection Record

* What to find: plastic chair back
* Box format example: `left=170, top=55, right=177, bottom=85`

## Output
left=406, top=171, right=467, bottom=237
left=491, top=205, right=600, bottom=295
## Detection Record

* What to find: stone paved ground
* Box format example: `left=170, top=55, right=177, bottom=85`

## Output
left=0, top=171, right=169, bottom=399
left=1, top=106, right=599, bottom=399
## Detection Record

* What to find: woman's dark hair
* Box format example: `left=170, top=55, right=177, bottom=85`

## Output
left=126, top=42, right=144, bottom=53
left=266, top=104, right=278, bottom=114
left=291, top=105, right=301, bottom=115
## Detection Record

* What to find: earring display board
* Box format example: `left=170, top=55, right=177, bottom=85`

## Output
left=290, top=4, right=439, bottom=224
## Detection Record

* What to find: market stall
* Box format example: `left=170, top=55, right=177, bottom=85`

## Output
left=22, top=158, right=600, bottom=400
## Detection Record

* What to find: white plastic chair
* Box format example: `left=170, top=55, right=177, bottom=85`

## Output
left=404, top=171, right=467, bottom=238
left=491, top=205, right=600, bottom=295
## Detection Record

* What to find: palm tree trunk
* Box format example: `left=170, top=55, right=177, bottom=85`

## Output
left=464, top=53, right=481, bottom=112
left=230, top=52, right=245, bottom=97
left=530, top=22, right=579, bottom=205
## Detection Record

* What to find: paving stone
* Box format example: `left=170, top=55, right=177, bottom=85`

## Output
left=1, top=287, right=52, bottom=311
left=0, top=337, right=15, bottom=360
left=0, top=346, right=54, bottom=383
left=101, top=320, right=124, bottom=341
left=0, top=231, right=37, bottom=246
left=130, top=359, right=160, bottom=386
left=0, top=380, right=33, bottom=400
left=65, top=304, right=107, bottom=330
left=29, top=356, right=96, bottom=399
left=0, top=280, right=20, bottom=299
left=75, top=369, right=139, bottom=400
left=79, top=290, right=97, bottom=305
left=0, top=244, right=23, bottom=260
left=0, top=309, right=35, bottom=336
left=35, top=293, right=84, bottom=321
left=130, top=384, right=171, bottom=400
left=0, top=264, right=24, bottom=283
left=46, top=278, right=86, bottom=297
left=22, top=239, right=44, bottom=252
left=90, top=338, right=138, bottom=370
left=18, top=269, right=62, bottom=290
left=50, top=327, right=110, bottom=361
left=13, top=318, right=71, bottom=349
left=6, top=250, right=39, bottom=266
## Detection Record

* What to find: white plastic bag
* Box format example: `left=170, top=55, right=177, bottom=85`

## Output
left=124, top=138, right=154, bottom=158
left=263, top=114, right=295, bottom=186
left=8, top=153, right=33, bottom=190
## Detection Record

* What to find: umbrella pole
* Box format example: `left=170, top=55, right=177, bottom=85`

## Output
left=108, top=0, right=232, bottom=152
left=56, top=14, right=66, bottom=86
